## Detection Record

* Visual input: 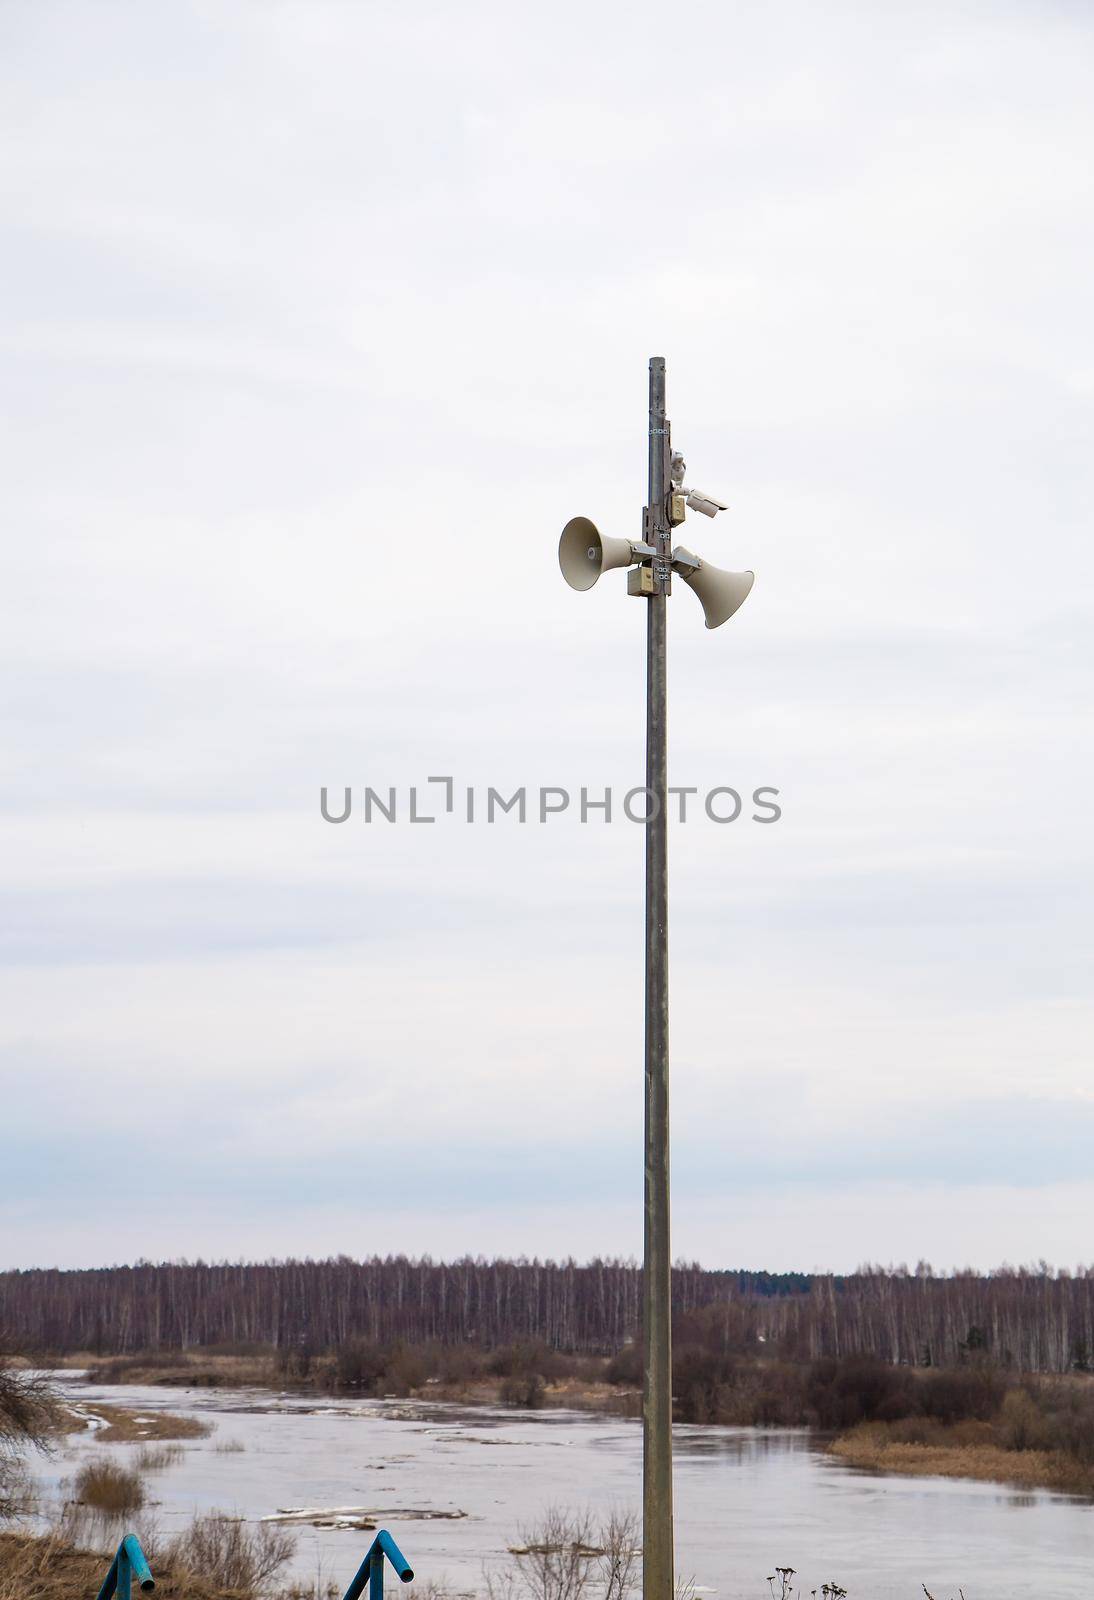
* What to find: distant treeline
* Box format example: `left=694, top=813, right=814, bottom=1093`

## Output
left=2, top=1257, right=1092, bottom=1372
left=0, top=1259, right=804, bottom=1355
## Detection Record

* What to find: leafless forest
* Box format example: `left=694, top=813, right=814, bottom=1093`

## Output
left=3, top=1258, right=1093, bottom=1373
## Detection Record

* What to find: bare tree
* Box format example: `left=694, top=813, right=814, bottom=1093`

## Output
left=488, top=1508, right=639, bottom=1600
left=509, top=1507, right=598, bottom=1600
left=599, top=1510, right=640, bottom=1600
left=0, top=1350, right=58, bottom=1517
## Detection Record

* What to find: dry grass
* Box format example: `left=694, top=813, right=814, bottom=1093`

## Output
left=136, top=1442, right=186, bottom=1471
left=67, top=1401, right=212, bottom=1441
left=0, top=1532, right=123, bottom=1600
left=831, top=1420, right=1094, bottom=1496
left=420, top=1375, right=628, bottom=1414
left=86, top=1351, right=277, bottom=1389
left=0, top=1529, right=261, bottom=1600
left=162, top=1513, right=296, bottom=1592
left=73, top=1456, right=146, bottom=1515
left=542, top=1377, right=633, bottom=1412
left=52, top=1504, right=296, bottom=1597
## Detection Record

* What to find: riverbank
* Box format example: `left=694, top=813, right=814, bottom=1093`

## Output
left=49, top=1346, right=635, bottom=1415
left=830, top=1418, right=1094, bottom=1497
left=35, top=1345, right=1094, bottom=1502
left=0, top=1530, right=283, bottom=1600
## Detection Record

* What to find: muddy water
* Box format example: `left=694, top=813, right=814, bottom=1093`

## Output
left=39, top=1378, right=1093, bottom=1598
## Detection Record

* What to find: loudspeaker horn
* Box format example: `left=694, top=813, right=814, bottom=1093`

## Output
left=679, top=560, right=755, bottom=629
left=559, top=516, right=636, bottom=591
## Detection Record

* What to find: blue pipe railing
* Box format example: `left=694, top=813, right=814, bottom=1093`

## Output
left=94, top=1534, right=155, bottom=1599
left=90, top=1525, right=412, bottom=1599
left=342, top=1529, right=415, bottom=1600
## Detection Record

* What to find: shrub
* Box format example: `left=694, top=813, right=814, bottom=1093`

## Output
left=673, top=1348, right=736, bottom=1425
left=489, top=1342, right=556, bottom=1380
left=606, top=1345, right=642, bottom=1386
left=500, top=1373, right=546, bottom=1408
left=437, top=1343, right=486, bottom=1385
left=997, top=1389, right=1050, bottom=1452
left=751, top=1368, right=809, bottom=1427
left=332, top=1339, right=389, bottom=1392
left=277, top=1343, right=315, bottom=1382
left=919, top=1366, right=1004, bottom=1424
left=806, top=1356, right=916, bottom=1429
left=329, top=1339, right=429, bottom=1396
left=384, top=1345, right=427, bottom=1396
left=489, top=1507, right=639, bottom=1600
left=1022, top=1377, right=1094, bottom=1465
left=163, top=1512, right=295, bottom=1592
left=73, top=1458, right=145, bottom=1516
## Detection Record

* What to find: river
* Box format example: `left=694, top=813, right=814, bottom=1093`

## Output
left=35, top=1377, right=1094, bottom=1598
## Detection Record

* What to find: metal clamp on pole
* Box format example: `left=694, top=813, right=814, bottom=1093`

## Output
left=342, top=1529, right=415, bottom=1600
left=95, top=1534, right=155, bottom=1599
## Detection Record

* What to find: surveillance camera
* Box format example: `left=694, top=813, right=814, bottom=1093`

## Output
left=670, top=452, right=686, bottom=486
left=685, top=489, right=728, bottom=518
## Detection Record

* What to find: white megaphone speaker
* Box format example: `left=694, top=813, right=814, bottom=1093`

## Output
left=559, top=516, right=636, bottom=591
left=678, top=558, right=755, bottom=630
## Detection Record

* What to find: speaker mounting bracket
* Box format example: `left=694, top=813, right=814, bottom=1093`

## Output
left=628, top=562, right=672, bottom=597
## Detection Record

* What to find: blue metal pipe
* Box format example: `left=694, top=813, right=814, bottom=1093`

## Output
left=342, top=1529, right=414, bottom=1600
left=342, top=1550, right=372, bottom=1600
left=94, top=1552, right=119, bottom=1600
left=377, top=1530, right=414, bottom=1582
left=124, top=1533, right=156, bottom=1592
left=94, top=1535, right=155, bottom=1600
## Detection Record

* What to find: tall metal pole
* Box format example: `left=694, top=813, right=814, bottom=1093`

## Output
left=559, top=357, right=752, bottom=1598
left=643, top=355, right=673, bottom=1600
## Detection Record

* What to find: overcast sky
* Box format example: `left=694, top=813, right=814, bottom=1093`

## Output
left=2, top=0, right=1092, bottom=1273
